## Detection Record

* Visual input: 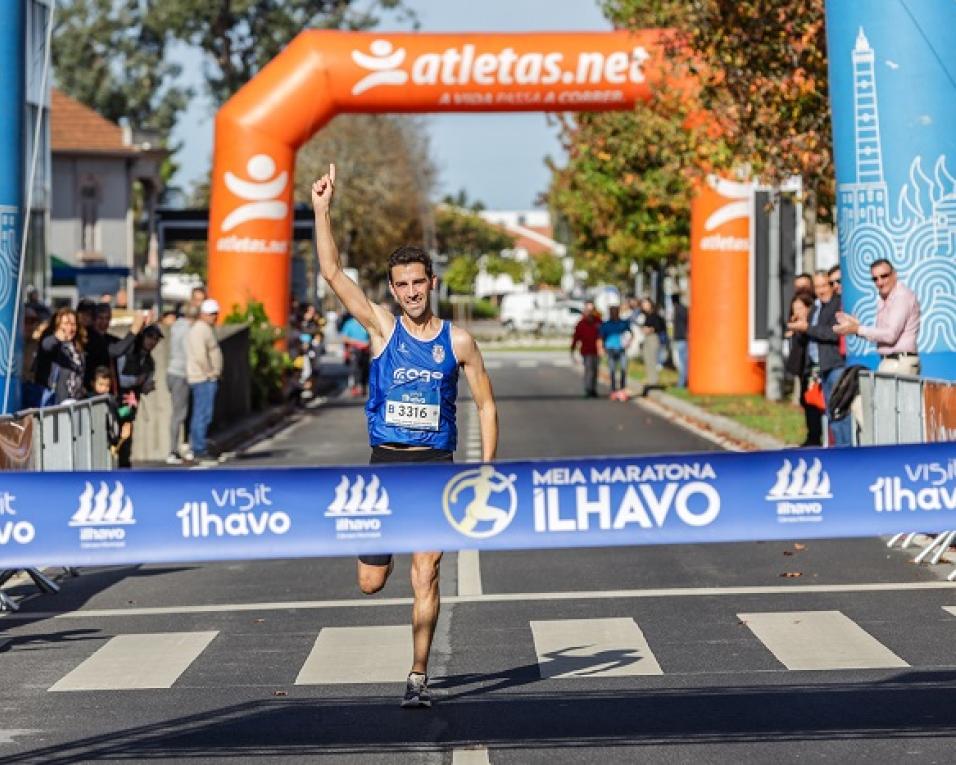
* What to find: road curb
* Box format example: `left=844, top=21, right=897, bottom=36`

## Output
left=641, top=388, right=788, bottom=452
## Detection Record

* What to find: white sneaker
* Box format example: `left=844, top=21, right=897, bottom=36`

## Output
left=181, top=450, right=195, bottom=462
left=165, top=453, right=183, bottom=465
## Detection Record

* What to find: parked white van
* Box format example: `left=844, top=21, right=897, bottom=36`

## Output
left=499, top=292, right=557, bottom=333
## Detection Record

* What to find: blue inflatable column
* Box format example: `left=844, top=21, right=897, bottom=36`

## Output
left=0, top=5, right=25, bottom=412
left=825, top=1, right=956, bottom=379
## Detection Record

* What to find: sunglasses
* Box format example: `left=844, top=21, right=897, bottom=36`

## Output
left=871, top=271, right=893, bottom=283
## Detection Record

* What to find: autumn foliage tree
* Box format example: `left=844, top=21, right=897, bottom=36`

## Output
left=294, top=115, right=436, bottom=284
left=603, top=0, right=833, bottom=218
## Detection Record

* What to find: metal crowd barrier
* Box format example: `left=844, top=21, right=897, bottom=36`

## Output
left=855, top=371, right=927, bottom=446
left=858, top=371, right=956, bottom=577
left=0, top=395, right=113, bottom=611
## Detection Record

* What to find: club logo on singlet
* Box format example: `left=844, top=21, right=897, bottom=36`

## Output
left=442, top=466, right=518, bottom=539
left=432, top=344, right=445, bottom=363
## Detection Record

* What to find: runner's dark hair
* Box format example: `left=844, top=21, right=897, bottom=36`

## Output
left=387, top=245, right=433, bottom=282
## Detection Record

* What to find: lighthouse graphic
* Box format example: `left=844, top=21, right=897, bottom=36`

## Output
left=836, top=28, right=956, bottom=359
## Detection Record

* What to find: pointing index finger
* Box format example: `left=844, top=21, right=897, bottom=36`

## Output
left=329, top=163, right=336, bottom=185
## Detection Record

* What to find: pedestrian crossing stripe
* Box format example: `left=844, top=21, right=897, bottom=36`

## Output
left=39, top=610, right=930, bottom=692
left=49, top=631, right=218, bottom=692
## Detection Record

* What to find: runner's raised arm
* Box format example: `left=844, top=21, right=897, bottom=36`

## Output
left=311, top=164, right=393, bottom=344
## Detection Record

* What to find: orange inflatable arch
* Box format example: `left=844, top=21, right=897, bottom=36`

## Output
left=209, top=30, right=762, bottom=394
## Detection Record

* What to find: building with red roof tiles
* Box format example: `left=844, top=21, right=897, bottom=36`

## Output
left=50, top=88, right=167, bottom=305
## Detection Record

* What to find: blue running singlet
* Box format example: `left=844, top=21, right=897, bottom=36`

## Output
left=366, top=318, right=459, bottom=451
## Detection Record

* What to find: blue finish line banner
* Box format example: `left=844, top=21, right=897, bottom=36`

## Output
left=2, top=443, right=956, bottom=568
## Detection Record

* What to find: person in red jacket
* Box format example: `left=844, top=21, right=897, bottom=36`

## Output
left=571, top=301, right=602, bottom=398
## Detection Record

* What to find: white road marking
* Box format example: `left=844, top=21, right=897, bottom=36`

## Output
left=0, top=729, right=41, bottom=745
left=457, top=550, right=483, bottom=596
left=531, top=617, right=662, bottom=678
left=517, top=360, right=539, bottom=368
left=739, top=610, right=908, bottom=671
left=295, top=625, right=411, bottom=684
left=453, top=746, right=491, bottom=764
left=483, top=361, right=503, bottom=370
left=49, top=631, right=218, bottom=691
left=12, top=581, right=956, bottom=620
left=550, top=359, right=574, bottom=367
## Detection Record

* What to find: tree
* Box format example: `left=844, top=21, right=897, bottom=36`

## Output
left=157, top=0, right=416, bottom=106
left=546, top=102, right=694, bottom=285
left=53, top=0, right=190, bottom=140
left=444, top=256, right=479, bottom=295
left=531, top=252, right=564, bottom=288
left=294, top=114, right=436, bottom=283
left=435, top=206, right=514, bottom=259
left=603, top=0, right=833, bottom=221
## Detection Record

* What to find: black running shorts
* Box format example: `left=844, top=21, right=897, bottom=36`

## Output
left=358, top=445, right=454, bottom=566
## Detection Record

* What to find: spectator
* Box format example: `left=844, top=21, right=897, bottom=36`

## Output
left=794, top=273, right=814, bottom=297
left=187, top=299, right=223, bottom=464
left=112, top=318, right=163, bottom=467
left=597, top=300, right=630, bottom=400
left=785, top=292, right=823, bottom=447
left=639, top=298, right=666, bottom=388
left=289, top=332, right=317, bottom=405
left=76, top=298, right=96, bottom=337
left=32, top=307, right=86, bottom=406
left=828, top=265, right=842, bottom=296
left=789, top=271, right=851, bottom=446
left=571, top=300, right=601, bottom=398
left=21, top=307, right=42, bottom=402
left=670, top=293, right=689, bottom=388
left=84, top=303, right=120, bottom=389
left=24, top=286, right=50, bottom=323
left=165, top=305, right=196, bottom=464
left=189, top=286, right=207, bottom=314
left=835, top=258, right=920, bottom=375
left=89, top=365, right=131, bottom=460
left=340, top=312, right=371, bottom=397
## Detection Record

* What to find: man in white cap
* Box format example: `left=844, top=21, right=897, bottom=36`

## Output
left=186, top=298, right=223, bottom=464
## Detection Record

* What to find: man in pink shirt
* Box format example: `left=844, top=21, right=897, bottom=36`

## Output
left=834, top=258, right=920, bottom=375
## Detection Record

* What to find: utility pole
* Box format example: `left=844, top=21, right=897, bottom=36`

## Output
left=765, top=194, right=785, bottom=401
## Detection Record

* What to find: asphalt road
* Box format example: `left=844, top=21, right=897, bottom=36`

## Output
left=3, top=350, right=956, bottom=764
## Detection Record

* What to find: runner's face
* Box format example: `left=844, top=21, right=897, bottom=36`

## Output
left=389, top=263, right=433, bottom=319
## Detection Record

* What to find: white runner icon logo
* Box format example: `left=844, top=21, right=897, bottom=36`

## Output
left=221, top=154, right=288, bottom=232
left=351, top=40, right=409, bottom=96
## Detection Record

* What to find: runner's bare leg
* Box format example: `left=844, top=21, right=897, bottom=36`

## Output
left=357, top=558, right=393, bottom=594
left=410, top=551, right=442, bottom=673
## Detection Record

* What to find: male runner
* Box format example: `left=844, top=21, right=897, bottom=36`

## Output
left=312, top=165, right=498, bottom=708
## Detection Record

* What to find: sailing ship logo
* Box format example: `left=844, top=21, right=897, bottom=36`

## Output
left=70, top=481, right=136, bottom=527
left=766, top=458, right=833, bottom=501
left=324, top=475, right=392, bottom=517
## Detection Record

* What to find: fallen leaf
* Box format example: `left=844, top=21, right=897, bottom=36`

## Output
left=254, top=619, right=265, bottom=624
left=794, top=543, right=807, bottom=550
left=273, top=690, right=288, bottom=697
left=783, top=551, right=794, bottom=556
left=780, top=571, right=803, bottom=578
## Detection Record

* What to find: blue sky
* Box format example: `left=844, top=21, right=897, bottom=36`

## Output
left=169, top=0, right=611, bottom=210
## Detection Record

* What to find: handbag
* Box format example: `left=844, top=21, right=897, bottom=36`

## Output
left=804, top=376, right=826, bottom=411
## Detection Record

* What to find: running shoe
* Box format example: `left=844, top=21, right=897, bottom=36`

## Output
left=165, top=453, right=183, bottom=465
left=401, top=672, right=431, bottom=708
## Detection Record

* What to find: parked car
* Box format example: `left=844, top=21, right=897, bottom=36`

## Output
left=499, top=292, right=557, bottom=333
left=543, top=299, right=584, bottom=332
